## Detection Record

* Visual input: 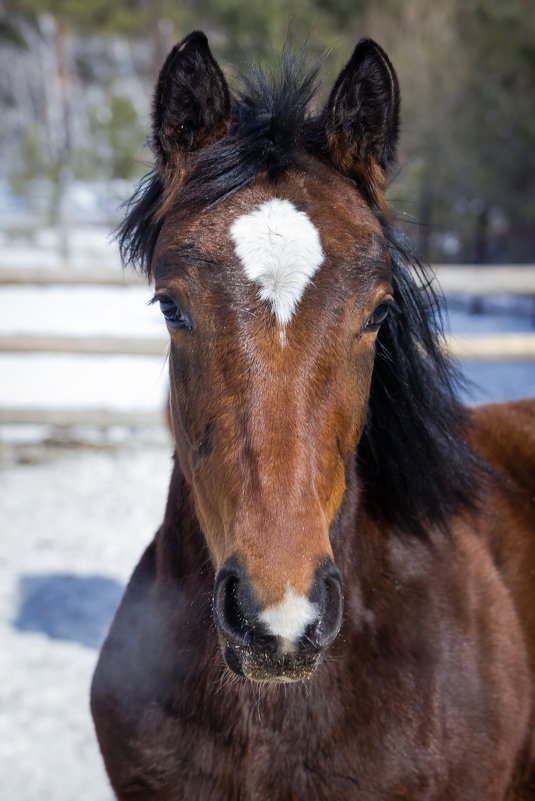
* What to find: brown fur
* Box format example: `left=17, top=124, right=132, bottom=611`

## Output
left=91, top=167, right=535, bottom=801
left=91, top=35, right=535, bottom=800
left=92, top=420, right=535, bottom=800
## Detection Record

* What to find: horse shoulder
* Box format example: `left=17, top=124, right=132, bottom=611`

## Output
left=468, top=399, right=535, bottom=785
left=90, top=534, right=185, bottom=799
left=468, top=399, right=535, bottom=585
left=470, top=399, right=535, bottom=494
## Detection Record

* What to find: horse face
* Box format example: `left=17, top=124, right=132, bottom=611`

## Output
left=145, top=31, right=400, bottom=681
left=154, top=168, right=392, bottom=681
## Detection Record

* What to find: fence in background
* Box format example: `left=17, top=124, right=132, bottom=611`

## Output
left=2, top=264, right=535, bottom=294
left=1, top=265, right=534, bottom=427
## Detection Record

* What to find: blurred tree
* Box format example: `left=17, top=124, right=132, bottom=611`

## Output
left=75, top=91, right=144, bottom=181
left=375, top=0, right=535, bottom=262
left=0, top=0, right=533, bottom=262
left=3, top=0, right=149, bottom=35
left=0, top=12, right=27, bottom=46
left=453, top=0, right=535, bottom=261
left=2, top=0, right=152, bottom=256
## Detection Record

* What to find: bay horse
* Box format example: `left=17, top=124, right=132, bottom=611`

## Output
left=91, top=32, right=535, bottom=800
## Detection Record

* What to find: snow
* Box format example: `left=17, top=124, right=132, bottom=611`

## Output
left=0, top=285, right=162, bottom=337
left=0, top=225, right=176, bottom=799
left=0, top=223, right=124, bottom=270
left=445, top=297, right=535, bottom=404
left=0, top=281, right=169, bottom=416
left=0, top=443, right=172, bottom=801
left=1, top=353, right=168, bottom=410
left=461, top=361, right=535, bottom=405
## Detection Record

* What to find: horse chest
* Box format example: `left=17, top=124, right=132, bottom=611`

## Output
left=140, top=676, right=520, bottom=801
left=135, top=666, right=491, bottom=801
left=143, top=702, right=425, bottom=801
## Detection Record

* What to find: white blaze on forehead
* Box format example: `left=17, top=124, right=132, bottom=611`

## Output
left=259, top=586, right=318, bottom=642
left=230, top=198, right=325, bottom=326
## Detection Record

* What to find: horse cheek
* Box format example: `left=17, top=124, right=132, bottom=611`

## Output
left=342, top=343, right=376, bottom=456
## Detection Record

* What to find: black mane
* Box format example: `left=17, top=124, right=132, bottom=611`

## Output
left=359, top=223, right=480, bottom=538
left=118, top=54, right=479, bottom=539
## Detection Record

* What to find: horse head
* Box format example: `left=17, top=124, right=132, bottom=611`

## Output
left=123, top=32, right=403, bottom=681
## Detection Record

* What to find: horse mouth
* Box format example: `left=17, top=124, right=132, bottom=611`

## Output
left=222, top=639, right=321, bottom=683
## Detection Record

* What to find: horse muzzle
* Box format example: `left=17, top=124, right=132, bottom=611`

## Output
left=213, top=560, right=343, bottom=682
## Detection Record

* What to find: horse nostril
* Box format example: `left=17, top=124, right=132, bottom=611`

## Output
left=213, top=565, right=253, bottom=646
left=313, top=562, right=344, bottom=648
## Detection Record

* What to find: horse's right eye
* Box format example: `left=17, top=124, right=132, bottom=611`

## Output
left=152, top=294, right=193, bottom=331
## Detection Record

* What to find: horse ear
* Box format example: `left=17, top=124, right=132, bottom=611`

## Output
left=152, top=31, right=231, bottom=172
left=323, top=39, right=400, bottom=200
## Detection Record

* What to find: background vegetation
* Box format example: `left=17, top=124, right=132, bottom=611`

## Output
left=1, top=0, right=534, bottom=263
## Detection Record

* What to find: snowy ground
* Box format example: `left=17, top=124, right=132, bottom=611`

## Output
left=0, top=230, right=173, bottom=800
left=0, top=438, right=172, bottom=801
left=0, top=228, right=534, bottom=800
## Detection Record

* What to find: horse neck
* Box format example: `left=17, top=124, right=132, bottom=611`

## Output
left=155, top=456, right=213, bottom=588
left=329, top=450, right=392, bottom=592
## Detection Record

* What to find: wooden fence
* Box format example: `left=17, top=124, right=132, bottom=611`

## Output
left=0, top=264, right=535, bottom=298
left=1, top=264, right=534, bottom=428
left=0, top=331, right=534, bottom=361
left=2, top=264, right=535, bottom=294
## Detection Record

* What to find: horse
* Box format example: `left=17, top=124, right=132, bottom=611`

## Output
left=91, top=31, right=535, bottom=800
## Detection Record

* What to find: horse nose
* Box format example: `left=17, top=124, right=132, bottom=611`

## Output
left=213, top=560, right=343, bottom=655
left=309, top=561, right=344, bottom=648
left=213, top=561, right=257, bottom=647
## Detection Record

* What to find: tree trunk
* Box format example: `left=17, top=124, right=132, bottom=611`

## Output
left=418, top=184, right=433, bottom=263
left=473, top=202, right=488, bottom=264
left=54, top=19, right=73, bottom=267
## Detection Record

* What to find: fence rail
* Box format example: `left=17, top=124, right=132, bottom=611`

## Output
left=447, top=333, right=535, bottom=360
left=432, top=265, right=535, bottom=296
left=1, top=264, right=534, bottom=428
left=0, top=267, right=142, bottom=287
left=2, top=264, right=535, bottom=294
left=1, top=332, right=535, bottom=361
left=0, top=407, right=162, bottom=427
left=0, top=334, right=168, bottom=356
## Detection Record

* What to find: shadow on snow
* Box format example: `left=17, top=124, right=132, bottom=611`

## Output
left=13, top=573, right=124, bottom=649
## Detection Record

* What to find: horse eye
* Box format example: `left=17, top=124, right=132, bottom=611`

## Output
left=152, top=294, right=192, bottom=331
left=364, top=302, right=391, bottom=332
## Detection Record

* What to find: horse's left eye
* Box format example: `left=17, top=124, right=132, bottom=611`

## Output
left=153, top=294, right=193, bottom=331
left=364, top=302, right=391, bottom=332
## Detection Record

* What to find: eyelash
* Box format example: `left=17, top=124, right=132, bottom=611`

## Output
left=363, top=301, right=392, bottom=333
left=150, top=294, right=193, bottom=331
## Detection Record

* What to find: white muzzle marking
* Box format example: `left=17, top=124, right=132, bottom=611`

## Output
left=259, top=586, right=319, bottom=648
